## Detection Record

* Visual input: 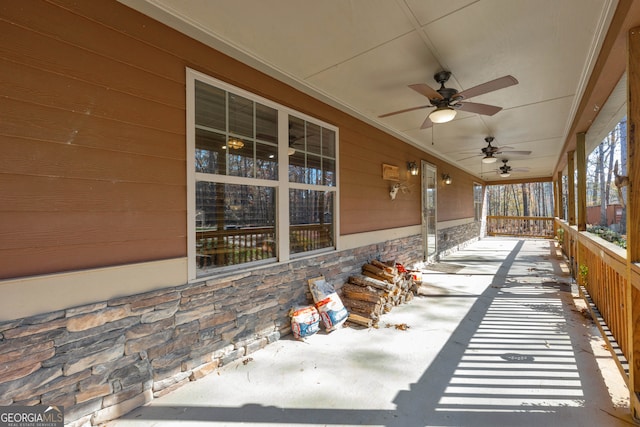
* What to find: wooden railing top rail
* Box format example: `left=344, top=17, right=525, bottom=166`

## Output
left=486, top=215, right=555, bottom=239
left=554, top=220, right=627, bottom=277
left=196, top=223, right=331, bottom=239
left=487, top=215, right=555, bottom=221
left=197, top=226, right=275, bottom=239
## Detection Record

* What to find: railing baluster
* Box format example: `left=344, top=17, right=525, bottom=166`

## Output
left=486, top=216, right=554, bottom=238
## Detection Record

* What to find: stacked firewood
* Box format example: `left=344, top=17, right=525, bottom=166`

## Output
left=341, top=260, right=415, bottom=328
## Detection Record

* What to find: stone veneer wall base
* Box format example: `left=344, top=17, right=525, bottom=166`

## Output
left=0, top=235, right=423, bottom=426
left=436, top=221, right=482, bottom=260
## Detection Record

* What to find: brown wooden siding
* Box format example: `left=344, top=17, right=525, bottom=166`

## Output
left=0, top=0, right=186, bottom=279
left=0, top=0, right=478, bottom=279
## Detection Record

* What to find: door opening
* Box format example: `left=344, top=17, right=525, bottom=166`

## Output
left=422, top=161, right=437, bottom=261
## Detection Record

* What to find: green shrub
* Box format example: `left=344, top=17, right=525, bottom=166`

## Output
left=586, top=225, right=626, bottom=249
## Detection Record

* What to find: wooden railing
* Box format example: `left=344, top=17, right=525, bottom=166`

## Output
left=196, top=223, right=334, bottom=268
left=555, top=220, right=630, bottom=377
left=290, top=223, right=334, bottom=254
left=196, top=226, right=276, bottom=268
left=486, top=216, right=555, bottom=238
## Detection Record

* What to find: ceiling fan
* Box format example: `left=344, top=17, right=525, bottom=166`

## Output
left=379, top=71, right=518, bottom=129
left=459, top=136, right=532, bottom=164
left=497, top=159, right=529, bottom=177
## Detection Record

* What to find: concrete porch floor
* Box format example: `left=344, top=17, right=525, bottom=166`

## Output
left=105, top=238, right=634, bottom=427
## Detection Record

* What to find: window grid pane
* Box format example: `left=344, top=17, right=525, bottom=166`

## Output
left=192, top=74, right=338, bottom=276
left=289, top=189, right=334, bottom=254
left=196, top=85, right=278, bottom=181
left=288, top=116, right=336, bottom=186
left=196, top=182, right=276, bottom=273
left=195, top=128, right=226, bottom=174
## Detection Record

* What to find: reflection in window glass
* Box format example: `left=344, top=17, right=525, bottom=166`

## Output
left=306, top=122, right=321, bottom=155
left=289, top=189, right=334, bottom=254
left=195, top=129, right=226, bottom=174
left=257, top=104, right=277, bottom=144
left=322, top=128, right=335, bottom=158
left=196, top=182, right=276, bottom=272
left=196, top=83, right=278, bottom=181
left=191, top=73, right=338, bottom=278
left=307, top=155, right=322, bottom=185
left=256, top=143, right=278, bottom=180
left=474, top=183, right=483, bottom=221
left=195, top=81, right=225, bottom=130
left=228, top=138, right=254, bottom=178
left=288, top=116, right=336, bottom=187
left=229, top=94, right=253, bottom=138
left=323, top=158, right=336, bottom=186
left=289, top=150, right=306, bottom=184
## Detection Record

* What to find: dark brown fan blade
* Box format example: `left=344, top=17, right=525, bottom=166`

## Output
left=457, top=154, right=481, bottom=161
left=378, top=104, right=432, bottom=118
left=496, top=150, right=532, bottom=156
left=496, top=167, right=529, bottom=174
left=457, top=75, right=518, bottom=100
left=409, top=83, right=444, bottom=100
left=420, top=115, right=433, bottom=129
left=458, top=101, right=502, bottom=116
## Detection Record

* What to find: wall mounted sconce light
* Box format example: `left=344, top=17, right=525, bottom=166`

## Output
left=407, top=161, right=419, bottom=176
left=442, top=174, right=452, bottom=185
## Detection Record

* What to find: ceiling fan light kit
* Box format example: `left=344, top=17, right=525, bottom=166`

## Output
left=497, top=159, right=525, bottom=178
left=379, top=71, right=518, bottom=129
left=429, top=106, right=457, bottom=123
left=482, top=155, right=497, bottom=164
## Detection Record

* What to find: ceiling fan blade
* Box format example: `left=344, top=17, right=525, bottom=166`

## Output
left=497, top=168, right=528, bottom=173
left=458, top=101, right=502, bottom=116
left=497, top=150, right=532, bottom=156
left=378, top=104, right=431, bottom=118
left=420, top=115, right=433, bottom=129
left=457, top=75, right=518, bottom=99
left=409, top=83, right=444, bottom=100
left=457, top=154, right=480, bottom=161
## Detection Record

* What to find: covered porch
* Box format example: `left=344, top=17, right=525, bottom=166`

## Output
left=107, top=237, right=632, bottom=426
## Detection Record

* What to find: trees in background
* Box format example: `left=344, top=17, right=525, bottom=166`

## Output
left=586, top=118, right=627, bottom=233
left=486, top=182, right=554, bottom=217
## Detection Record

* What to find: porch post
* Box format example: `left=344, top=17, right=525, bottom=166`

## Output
left=626, top=25, right=640, bottom=419
left=576, top=133, right=587, bottom=232
left=556, top=171, right=564, bottom=220
left=553, top=178, right=559, bottom=218
left=567, top=150, right=576, bottom=225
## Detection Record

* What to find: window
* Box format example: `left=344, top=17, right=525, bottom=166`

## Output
left=187, top=69, right=338, bottom=279
left=288, top=115, right=336, bottom=254
left=474, top=183, right=483, bottom=221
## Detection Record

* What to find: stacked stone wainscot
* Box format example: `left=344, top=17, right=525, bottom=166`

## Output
left=0, top=235, right=423, bottom=426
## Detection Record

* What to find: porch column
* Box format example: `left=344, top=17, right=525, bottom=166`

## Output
left=567, top=150, right=576, bottom=225
left=576, top=133, right=587, bottom=231
left=627, top=25, right=640, bottom=419
left=556, top=171, right=564, bottom=220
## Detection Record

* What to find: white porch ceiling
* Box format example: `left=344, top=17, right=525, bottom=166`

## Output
left=122, top=0, right=620, bottom=181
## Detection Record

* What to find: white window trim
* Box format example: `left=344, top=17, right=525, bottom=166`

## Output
left=186, top=68, right=339, bottom=281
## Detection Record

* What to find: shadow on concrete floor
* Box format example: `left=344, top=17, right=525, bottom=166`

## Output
left=106, top=238, right=633, bottom=427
